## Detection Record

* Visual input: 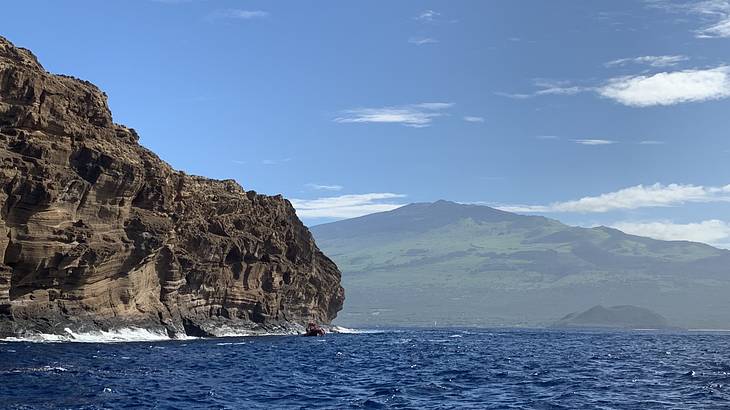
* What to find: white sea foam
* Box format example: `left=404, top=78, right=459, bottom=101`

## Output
left=2, top=333, right=68, bottom=343
left=3, top=366, right=69, bottom=374
left=63, top=327, right=171, bottom=342
left=211, top=329, right=255, bottom=337
left=330, top=326, right=383, bottom=334
left=210, top=325, right=300, bottom=338
left=214, top=325, right=384, bottom=338
left=1, top=327, right=173, bottom=343
left=2, top=324, right=380, bottom=343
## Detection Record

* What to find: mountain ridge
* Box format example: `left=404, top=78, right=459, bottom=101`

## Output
left=315, top=200, right=724, bottom=251
left=311, top=200, right=730, bottom=328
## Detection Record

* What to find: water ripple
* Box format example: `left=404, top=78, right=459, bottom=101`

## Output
left=2, top=329, right=730, bottom=408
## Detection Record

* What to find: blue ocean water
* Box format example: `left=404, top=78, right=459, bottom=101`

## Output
left=2, top=328, right=730, bottom=409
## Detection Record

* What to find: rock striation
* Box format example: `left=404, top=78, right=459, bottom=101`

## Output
left=0, top=36, right=343, bottom=338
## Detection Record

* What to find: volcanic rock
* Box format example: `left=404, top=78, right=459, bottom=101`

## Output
left=0, top=36, right=344, bottom=337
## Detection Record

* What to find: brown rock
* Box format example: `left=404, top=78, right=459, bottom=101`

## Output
left=0, top=36, right=344, bottom=338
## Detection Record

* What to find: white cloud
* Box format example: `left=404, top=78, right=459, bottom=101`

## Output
left=334, top=103, right=453, bottom=128
left=494, top=92, right=534, bottom=99
left=262, top=158, right=291, bottom=165
left=291, top=193, right=406, bottom=219
left=612, top=220, right=730, bottom=248
left=415, top=10, right=441, bottom=22
left=408, top=37, right=438, bottom=45
left=498, top=65, right=730, bottom=107
left=648, top=0, right=730, bottom=38
left=414, top=102, right=452, bottom=109
left=463, top=116, right=485, bottom=123
left=699, top=16, right=730, bottom=37
left=306, top=183, right=343, bottom=191
left=533, top=80, right=590, bottom=96
left=572, top=139, right=618, bottom=145
left=497, top=183, right=730, bottom=213
left=598, top=66, right=730, bottom=107
left=497, top=80, right=590, bottom=99
left=208, top=9, right=269, bottom=20
left=606, top=55, right=689, bottom=68
left=536, top=86, right=587, bottom=96
left=539, top=137, right=662, bottom=145
left=690, top=0, right=730, bottom=38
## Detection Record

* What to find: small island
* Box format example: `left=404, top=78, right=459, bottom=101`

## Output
left=552, top=305, right=672, bottom=330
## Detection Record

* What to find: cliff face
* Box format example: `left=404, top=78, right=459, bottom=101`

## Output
left=0, top=36, right=344, bottom=337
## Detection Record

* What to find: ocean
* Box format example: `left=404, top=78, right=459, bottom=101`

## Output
left=2, top=328, right=730, bottom=409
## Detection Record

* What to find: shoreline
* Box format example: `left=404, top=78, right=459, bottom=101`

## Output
left=7, top=324, right=730, bottom=344
left=0, top=325, right=373, bottom=344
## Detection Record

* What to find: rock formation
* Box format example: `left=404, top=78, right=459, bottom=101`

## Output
left=0, top=36, right=344, bottom=337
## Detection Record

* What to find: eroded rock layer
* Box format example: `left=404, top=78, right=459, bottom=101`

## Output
left=0, top=36, right=344, bottom=337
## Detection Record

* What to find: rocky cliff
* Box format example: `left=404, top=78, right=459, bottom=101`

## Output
left=0, top=36, right=344, bottom=338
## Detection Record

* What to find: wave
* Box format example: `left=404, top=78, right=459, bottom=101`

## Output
left=330, top=326, right=384, bottom=334
left=2, top=325, right=384, bottom=343
left=2, top=325, right=306, bottom=343
left=1, top=366, right=69, bottom=374
left=209, top=325, right=301, bottom=338
left=1, top=327, right=176, bottom=343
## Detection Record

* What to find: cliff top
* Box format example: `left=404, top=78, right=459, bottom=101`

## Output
left=0, top=35, right=43, bottom=70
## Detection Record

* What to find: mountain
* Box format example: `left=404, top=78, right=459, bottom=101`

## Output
left=311, top=200, right=730, bottom=328
left=553, top=305, right=672, bottom=329
left=0, top=36, right=343, bottom=338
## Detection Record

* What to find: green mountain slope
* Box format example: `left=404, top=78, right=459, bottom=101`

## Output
left=311, top=201, right=730, bottom=328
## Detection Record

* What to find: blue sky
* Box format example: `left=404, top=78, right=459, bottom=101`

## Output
left=3, top=0, right=730, bottom=247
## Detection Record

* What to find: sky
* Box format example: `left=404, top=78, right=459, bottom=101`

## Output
left=3, top=0, right=730, bottom=248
